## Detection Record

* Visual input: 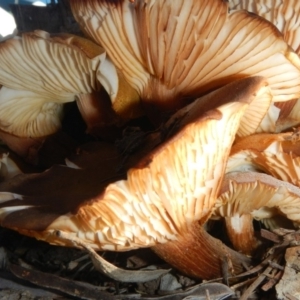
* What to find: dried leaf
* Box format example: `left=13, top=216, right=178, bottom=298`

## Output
left=276, top=246, right=300, bottom=299
left=0, top=270, right=65, bottom=299
left=121, top=283, right=234, bottom=300
left=9, top=263, right=117, bottom=300
left=57, top=231, right=170, bottom=283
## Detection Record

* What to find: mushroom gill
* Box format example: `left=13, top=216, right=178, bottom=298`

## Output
left=213, top=171, right=300, bottom=254
left=274, top=99, right=300, bottom=132
left=227, top=131, right=300, bottom=186
left=70, top=0, right=300, bottom=118
left=229, top=0, right=300, bottom=55
left=0, top=30, right=139, bottom=138
left=0, top=77, right=266, bottom=279
left=222, top=130, right=300, bottom=254
left=228, top=0, right=300, bottom=136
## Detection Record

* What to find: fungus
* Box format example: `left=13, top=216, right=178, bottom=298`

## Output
left=222, top=130, right=300, bottom=254
left=70, top=0, right=300, bottom=121
left=213, top=171, right=300, bottom=254
left=228, top=1, right=300, bottom=134
left=0, top=30, right=139, bottom=138
left=274, top=99, right=300, bottom=132
left=236, top=82, right=273, bottom=137
left=0, top=77, right=266, bottom=279
left=229, top=0, right=300, bottom=55
left=227, top=131, right=300, bottom=186
left=76, top=79, right=142, bottom=137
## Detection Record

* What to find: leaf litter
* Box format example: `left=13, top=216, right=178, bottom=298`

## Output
left=1, top=226, right=300, bottom=299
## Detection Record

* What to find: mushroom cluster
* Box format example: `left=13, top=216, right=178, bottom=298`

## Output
left=1, top=0, right=300, bottom=285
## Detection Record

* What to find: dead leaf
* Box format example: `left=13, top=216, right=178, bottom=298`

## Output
left=276, top=246, right=300, bottom=299
left=121, top=283, right=234, bottom=300
left=9, top=263, right=117, bottom=300
left=57, top=231, right=170, bottom=283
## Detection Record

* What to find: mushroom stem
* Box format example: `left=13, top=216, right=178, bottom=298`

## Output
left=225, top=214, right=258, bottom=255
left=152, top=221, right=251, bottom=280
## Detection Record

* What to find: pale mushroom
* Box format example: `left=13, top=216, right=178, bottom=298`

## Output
left=0, top=77, right=265, bottom=279
left=223, top=130, right=300, bottom=254
left=0, top=30, right=139, bottom=138
left=213, top=171, right=300, bottom=254
left=70, top=0, right=300, bottom=120
left=236, top=82, right=273, bottom=137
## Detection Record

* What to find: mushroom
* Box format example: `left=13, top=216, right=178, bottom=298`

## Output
left=221, top=130, right=300, bottom=254
left=213, top=171, right=300, bottom=254
left=227, top=131, right=300, bottom=186
left=229, top=0, right=300, bottom=55
left=227, top=1, right=300, bottom=132
left=0, top=30, right=142, bottom=161
left=70, top=0, right=300, bottom=122
left=237, top=82, right=273, bottom=137
left=0, top=30, right=140, bottom=138
left=274, top=99, right=300, bottom=132
left=228, top=0, right=300, bottom=133
left=249, top=99, right=300, bottom=134
left=76, top=79, right=142, bottom=138
left=0, top=77, right=266, bottom=279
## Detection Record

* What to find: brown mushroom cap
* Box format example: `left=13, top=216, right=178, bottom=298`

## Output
left=70, top=0, right=300, bottom=115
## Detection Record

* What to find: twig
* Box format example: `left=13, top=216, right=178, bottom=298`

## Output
left=261, top=269, right=283, bottom=291
left=205, top=289, right=211, bottom=300
left=230, top=277, right=256, bottom=291
left=239, top=266, right=273, bottom=300
left=268, top=260, right=284, bottom=270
